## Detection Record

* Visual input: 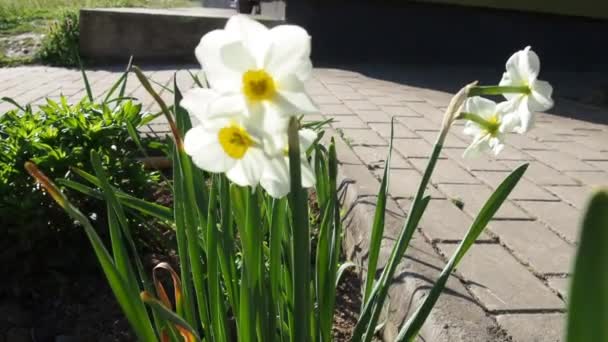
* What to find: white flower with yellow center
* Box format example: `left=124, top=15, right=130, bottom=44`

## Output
left=260, top=129, right=317, bottom=198
left=195, top=15, right=317, bottom=133
left=499, top=46, right=554, bottom=133
left=182, top=91, right=268, bottom=186
left=461, top=97, right=519, bottom=158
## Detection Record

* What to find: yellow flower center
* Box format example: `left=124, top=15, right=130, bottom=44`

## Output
left=218, top=124, right=254, bottom=159
left=484, top=115, right=501, bottom=137
left=242, top=69, right=276, bottom=102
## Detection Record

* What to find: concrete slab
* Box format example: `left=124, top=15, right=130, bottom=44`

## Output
left=79, top=8, right=282, bottom=63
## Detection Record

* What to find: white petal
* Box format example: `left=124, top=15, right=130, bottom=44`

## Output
left=260, top=157, right=290, bottom=198
left=180, top=88, right=219, bottom=123
left=299, top=129, right=318, bottom=150
left=207, top=94, right=248, bottom=119
left=463, top=134, right=490, bottom=159
left=196, top=30, right=242, bottom=92
left=513, top=98, right=534, bottom=133
left=264, top=25, right=312, bottom=80
left=300, top=157, right=316, bottom=188
left=225, top=15, right=270, bottom=65
left=184, top=126, right=235, bottom=173
left=463, top=96, right=496, bottom=118
left=528, top=80, right=554, bottom=112
left=275, top=90, right=319, bottom=115
left=488, top=137, right=505, bottom=156
left=463, top=122, right=482, bottom=136
left=219, top=40, right=256, bottom=74
left=226, top=147, right=266, bottom=187
left=518, top=46, right=540, bottom=82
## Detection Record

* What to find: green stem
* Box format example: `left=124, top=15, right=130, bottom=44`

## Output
left=459, top=112, right=489, bottom=127
left=468, top=85, right=530, bottom=97
left=288, top=118, right=310, bottom=342
left=353, top=132, right=445, bottom=342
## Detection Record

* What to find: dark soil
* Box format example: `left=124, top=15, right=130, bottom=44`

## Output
left=332, top=267, right=362, bottom=341
left=1, top=233, right=134, bottom=342
left=1, top=187, right=362, bottom=342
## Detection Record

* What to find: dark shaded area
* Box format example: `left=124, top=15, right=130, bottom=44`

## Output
left=287, top=0, right=608, bottom=70
left=286, top=1, right=608, bottom=125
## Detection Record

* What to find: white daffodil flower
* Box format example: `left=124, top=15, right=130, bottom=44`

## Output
left=462, top=97, right=519, bottom=159
left=195, top=15, right=317, bottom=133
left=499, top=46, right=554, bottom=133
left=260, top=129, right=317, bottom=198
left=183, top=97, right=268, bottom=187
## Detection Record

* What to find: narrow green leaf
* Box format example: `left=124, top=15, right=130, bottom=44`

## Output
left=141, top=292, right=200, bottom=342
left=364, top=118, right=395, bottom=303
left=78, top=58, right=94, bottom=103
left=58, top=178, right=173, bottom=222
left=118, top=56, right=134, bottom=99
left=25, top=163, right=157, bottom=341
left=566, top=189, right=608, bottom=342
left=396, top=164, right=528, bottom=341
left=1, top=97, right=25, bottom=111
left=287, top=117, right=310, bottom=342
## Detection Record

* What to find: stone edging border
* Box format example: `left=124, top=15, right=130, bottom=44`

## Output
left=334, top=136, right=511, bottom=341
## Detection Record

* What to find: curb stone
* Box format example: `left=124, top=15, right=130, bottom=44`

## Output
left=336, top=139, right=510, bottom=342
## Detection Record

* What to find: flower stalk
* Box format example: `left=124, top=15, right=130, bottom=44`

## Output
left=468, top=85, right=531, bottom=97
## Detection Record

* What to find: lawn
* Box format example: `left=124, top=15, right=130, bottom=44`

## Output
left=0, top=0, right=198, bottom=66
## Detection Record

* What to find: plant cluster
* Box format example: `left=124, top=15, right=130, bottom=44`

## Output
left=35, top=10, right=80, bottom=66
left=0, top=94, right=159, bottom=254
left=24, top=14, right=607, bottom=342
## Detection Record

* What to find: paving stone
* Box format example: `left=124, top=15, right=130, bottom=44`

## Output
left=437, top=184, right=532, bottom=220
left=405, top=101, right=444, bottom=122
left=395, top=116, right=440, bottom=131
left=319, top=104, right=353, bottom=115
left=474, top=171, right=558, bottom=201
left=410, top=159, right=480, bottom=184
left=393, top=138, right=440, bottom=159
left=401, top=198, right=493, bottom=242
left=545, top=185, right=594, bottom=209
left=330, top=115, right=367, bottom=129
left=331, top=135, right=362, bottom=165
left=417, top=130, right=468, bottom=148
left=376, top=168, right=445, bottom=199
left=546, top=141, right=608, bottom=161
left=367, top=96, right=407, bottom=106
left=352, top=145, right=411, bottom=170
left=438, top=244, right=564, bottom=311
left=547, top=277, right=570, bottom=301
left=564, top=171, right=608, bottom=187
left=489, top=220, right=575, bottom=274
left=380, top=105, right=421, bottom=117
left=343, top=99, right=379, bottom=110
left=525, top=150, right=597, bottom=171
left=443, top=148, right=512, bottom=171
left=519, top=201, right=580, bottom=243
left=586, top=160, right=608, bottom=171
left=368, top=122, right=418, bottom=138
left=339, top=128, right=387, bottom=146
left=494, top=145, right=534, bottom=161
left=339, top=163, right=380, bottom=196
left=504, top=133, right=554, bottom=151
left=353, top=109, right=393, bottom=123
left=497, top=314, right=565, bottom=342
left=502, top=161, right=578, bottom=186
left=310, top=94, right=341, bottom=104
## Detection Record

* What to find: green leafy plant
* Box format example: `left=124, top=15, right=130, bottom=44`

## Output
left=36, top=10, right=79, bottom=66
left=0, top=88, right=159, bottom=255
left=566, top=189, right=608, bottom=341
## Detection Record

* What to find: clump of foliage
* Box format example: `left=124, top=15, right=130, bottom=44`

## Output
left=36, top=10, right=79, bottom=66
left=0, top=96, right=160, bottom=255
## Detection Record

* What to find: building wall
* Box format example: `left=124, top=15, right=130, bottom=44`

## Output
left=414, top=0, right=608, bottom=20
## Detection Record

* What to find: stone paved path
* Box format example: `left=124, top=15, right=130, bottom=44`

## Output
left=2, top=65, right=607, bottom=341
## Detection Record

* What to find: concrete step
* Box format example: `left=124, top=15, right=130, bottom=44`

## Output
left=79, top=8, right=283, bottom=64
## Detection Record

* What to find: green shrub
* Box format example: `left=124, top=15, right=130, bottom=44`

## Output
left=0, top=96, right=160, bottom=254
left=36, top=10, right=80, bottom=66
